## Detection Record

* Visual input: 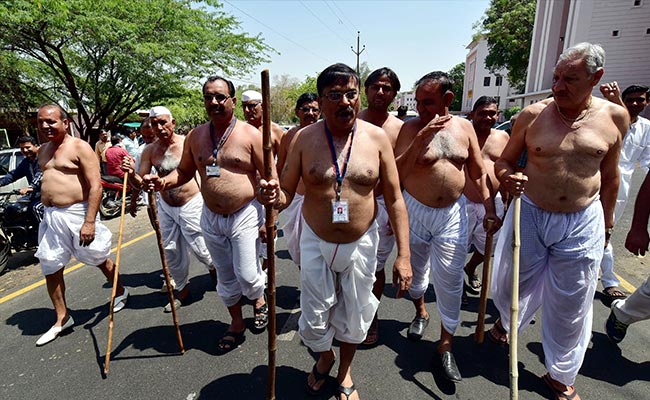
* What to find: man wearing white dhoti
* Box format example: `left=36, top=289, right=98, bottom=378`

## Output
left=277, top=92, right=321, bottom=268
left=598, top=82, right=650, bottom=301
left=491, top=43, right=627, bottom=400
left=462, top=96, right=509, bottom=298
left=606, top=169, right=650, bottom=343
left=122, top=106, right=215, bottom=312
left=358, top=67, right=404, bottom=346
left=260, top=63, right=411, bottom=400
left=394, top=71, right=499, bottom=383
left=144, top=76, right=271, bottom=354
left=34, top=104, right=127, bottom=347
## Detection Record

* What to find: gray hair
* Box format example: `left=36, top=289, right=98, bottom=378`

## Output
left=556, top=42, right=605, bottom=74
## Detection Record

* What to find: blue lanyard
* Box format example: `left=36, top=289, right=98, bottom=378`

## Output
left=324, top=121, right=356, bottom=201
left=210, top=117, right=237, bottom=166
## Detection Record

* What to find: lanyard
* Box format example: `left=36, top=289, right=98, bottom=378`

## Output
left=210, top=118, right=237, bottom=166
left=324, top=121, right=356, bottom=201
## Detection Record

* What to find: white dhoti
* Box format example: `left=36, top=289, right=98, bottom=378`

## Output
left=201, top=201, right=266, bottom=307
left=491, top=195, right=604, bottom=386
left=613, top=276, right=650, bottom=325
left=376, top=195, right=396, bottom=271
left=157, top=193, right=213, bottom=291
left=36, top=203, right=112, bottom=275
left=280, top=193, right=304, bottom=266
left=466, top=192, right=505, bottom=254
left=404, top=190, right=467, bottom=335
left=298, top=218, right=379, bottom=351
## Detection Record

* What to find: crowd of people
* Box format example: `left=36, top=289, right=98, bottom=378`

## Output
left=9, top=41, right=649, bottom=400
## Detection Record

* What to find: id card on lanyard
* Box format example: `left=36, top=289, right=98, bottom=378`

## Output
left=208, top=118, right=237, bottom=177
left=325, top=121, right=356, bottom=224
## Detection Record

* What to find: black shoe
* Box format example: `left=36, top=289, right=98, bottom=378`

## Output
left=440, top=351, right=462, bottom=382
left=407, top=315, right=429, bottom=341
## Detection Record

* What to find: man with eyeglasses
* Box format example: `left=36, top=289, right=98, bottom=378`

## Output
left=259, top=63, right=412, bottom=400
left=357, top=67, right=404, bottom=346
left=394, top=71, right=499, bottom=383
left=241, top=89, right=285, bottom=271
left=123, top=106, right=216, bottom=312
left=598, top=82, right=650, bottom=302
left=277, top=92, right=321, bottom=269
left=144, top=76, right=273, bottom=354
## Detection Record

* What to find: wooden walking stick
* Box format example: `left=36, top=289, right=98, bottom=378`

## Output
left=104, top=172, right=129, bottom=375
left=261, top=69, right=277, bottom=400
left=149, top=190, right=185, bottom=354
left=510, top=150, right=527, bottom=400
left=475, top=217, right=495, bottom=344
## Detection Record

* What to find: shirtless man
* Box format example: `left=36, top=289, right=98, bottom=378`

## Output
left=144, top=76, right=270, bottom=354
left=598, top=82, right=650, bottom=301
left=34, top=104, right=127, bottom=346
left=123, top=106, right=215, bottom=312
left=241, top=89, right=284, bottom=269
left=462, top=96, right=509, bottom=297
left=357, top=67, right=404, bottom=345
left=276, top=92, right=320, bottom=268
left=394, top=71, right=498, bottom=382
left=489, top=43, right=627, bottom=400
left=260, top=63, right=412, bottom=400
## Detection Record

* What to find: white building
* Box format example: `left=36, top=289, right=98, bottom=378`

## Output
left=511, top=0, right=650, bottom=117
left=461, top=37, right=516, bottom=115
left=394, top=91, right=416, bottom=111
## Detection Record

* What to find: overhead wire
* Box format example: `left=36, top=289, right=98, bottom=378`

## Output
left=222, top=0, right=329, bottom=63
left=324, top=0, right=356, bottom=36
left=298, top=0, right=351, bottom=45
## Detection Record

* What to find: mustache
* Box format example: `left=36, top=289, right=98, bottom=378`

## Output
left=335, top=106, right=355, bottom=118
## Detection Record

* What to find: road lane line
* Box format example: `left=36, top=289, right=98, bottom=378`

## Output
left=615, top=272, right=637, bottom=294
left=277, top=302, right=301, bottom=342
left=0, top=230, right=154, bottom=305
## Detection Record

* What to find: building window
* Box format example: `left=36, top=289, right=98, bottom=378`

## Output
left=495, top=76, right=503, bottom=87
left=633, top=0, right=642, bottom=7
left=646, top=28, right=650, bottom=35
left=483, top=77, right=491, bottom=87
left=612, top=30, right=620, bottom=37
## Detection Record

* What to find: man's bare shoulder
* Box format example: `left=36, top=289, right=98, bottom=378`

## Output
left=399, top=116, right=423, bottom=136
left=489, top=128, right=510, bottom=142
left=358, top=118, right=388, bottom=140
left=452, top=115, right=474, bottom=130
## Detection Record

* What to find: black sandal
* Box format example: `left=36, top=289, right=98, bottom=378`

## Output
left=254, top=302, right=269, bottom=331
left=216, top=330, right=245, bottom=355
left=337, top=384, right=357, bottom=400
left=305, top=359, right=335, bottom=396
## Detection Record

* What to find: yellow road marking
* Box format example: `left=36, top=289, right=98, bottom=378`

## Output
left=0, top=230, right=154, bottom=305
left=615, top=273, right=637, bottom=294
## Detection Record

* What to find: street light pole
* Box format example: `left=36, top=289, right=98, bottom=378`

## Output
left=350, top=31, right=365, bottom=75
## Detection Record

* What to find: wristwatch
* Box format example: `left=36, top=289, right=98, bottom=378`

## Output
left=605, top=227, right=614, bottom=235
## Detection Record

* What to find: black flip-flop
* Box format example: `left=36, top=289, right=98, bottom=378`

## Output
left=216, top=330, right=245, bottom=355
left=337, top=384, right=357, bottom=400
left=306, top=359, right=335, bottom=396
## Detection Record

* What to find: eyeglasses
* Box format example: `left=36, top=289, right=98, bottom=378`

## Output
left=299, top=106, right=320, bottom=113
left=324, top=90, right=358, bottom=102
left=203, top=93, right=231, bottom=103
left=242, top=102, right=261, bottom=110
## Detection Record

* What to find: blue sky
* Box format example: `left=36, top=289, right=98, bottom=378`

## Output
left=220, top=0, right=491, bottom=91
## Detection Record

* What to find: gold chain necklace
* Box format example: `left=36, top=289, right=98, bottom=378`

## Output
left=555, top=96, right=593, bottom=129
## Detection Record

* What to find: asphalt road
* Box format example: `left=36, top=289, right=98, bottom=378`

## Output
left=1, top=170, right=649, bottom=400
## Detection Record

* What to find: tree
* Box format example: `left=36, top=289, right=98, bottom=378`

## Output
left=448, top=62, right=465, bottom=112
left=476, top=0, right=536, bottom=91
left=0, top=0, right=271, bottom=139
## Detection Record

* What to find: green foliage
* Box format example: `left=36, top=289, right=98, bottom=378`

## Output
left=504, top=105, right=521, bottom=120
left=476, top=0, right=536, bottom=91
left=448, top=62, right=465, bottom=112
left=0, top=0, right=271, bottom=138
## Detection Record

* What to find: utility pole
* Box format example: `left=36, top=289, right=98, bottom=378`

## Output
left=350, top=31, right=365, bottom=75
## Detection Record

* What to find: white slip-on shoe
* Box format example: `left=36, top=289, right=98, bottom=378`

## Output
left=113, top=288, right=129, bottom=313
left=36, top=316, right=75, bottom=346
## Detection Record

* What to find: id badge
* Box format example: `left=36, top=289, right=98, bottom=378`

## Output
left=331, top=199, right=349, bottom=223
left=206, top=164, right=221, bottom=177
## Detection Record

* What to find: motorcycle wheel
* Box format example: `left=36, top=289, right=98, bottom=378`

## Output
left=0, top=238, right=10, bottom=275
left=99, top=189, right=122, bottom=219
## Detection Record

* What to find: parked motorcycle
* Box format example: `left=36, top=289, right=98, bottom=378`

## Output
left=100, top=175, right=133, bottom=220
left=0, top=191, right=40, bottom=274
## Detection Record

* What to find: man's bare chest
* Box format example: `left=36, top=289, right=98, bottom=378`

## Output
left=417, top=129, right=468, bottom=165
